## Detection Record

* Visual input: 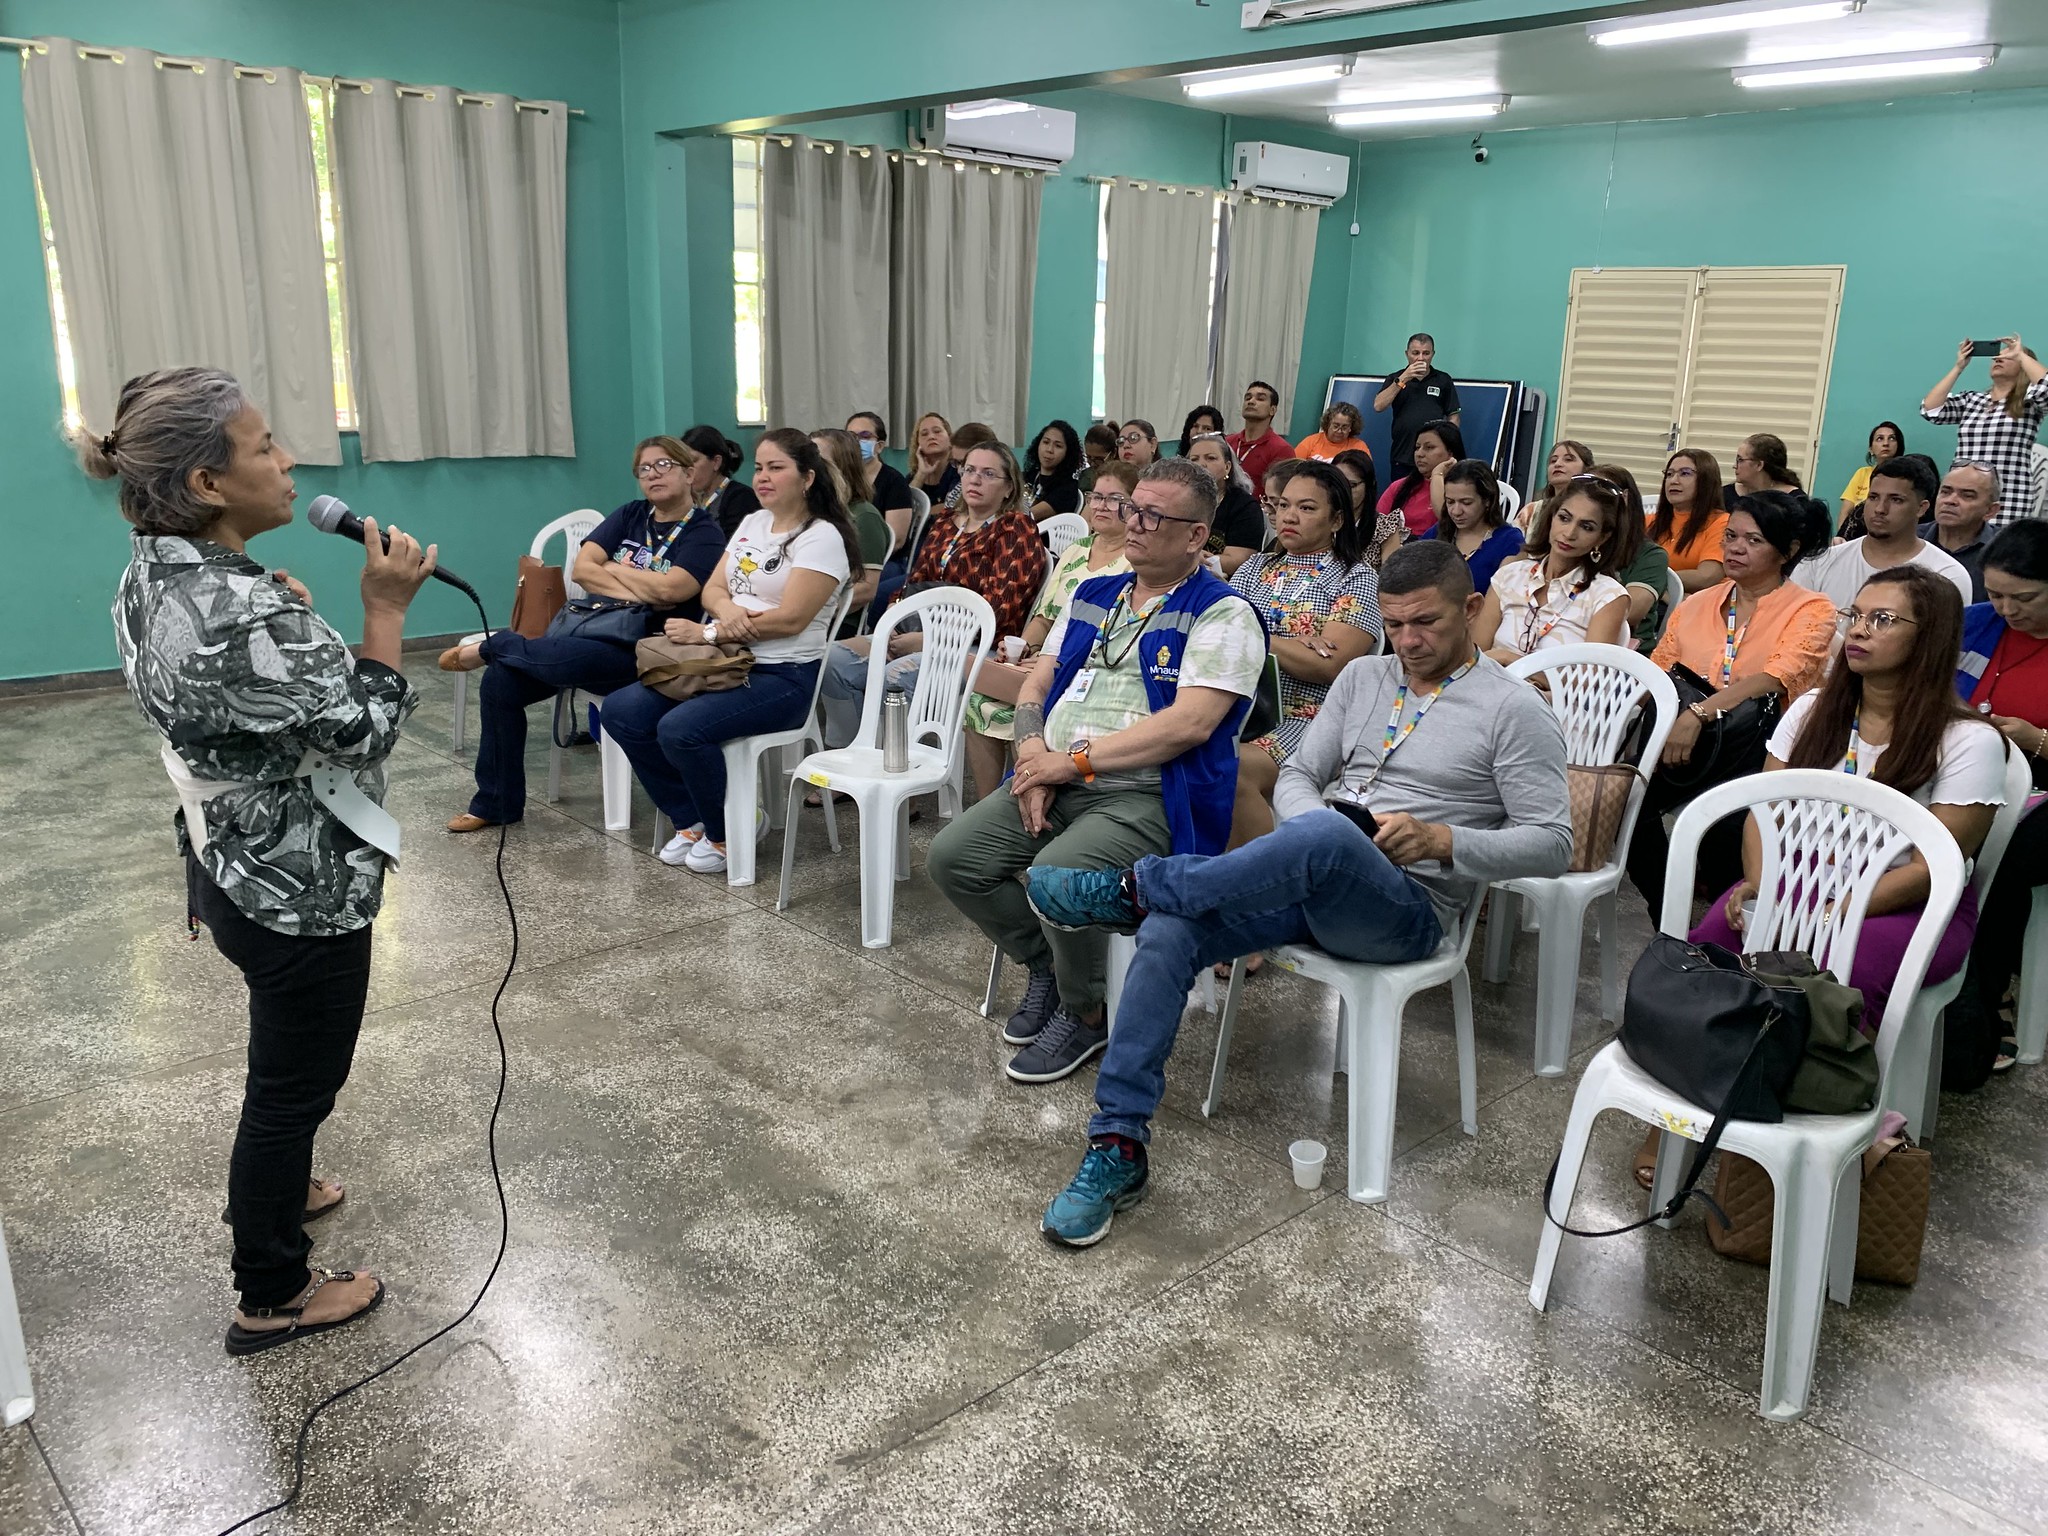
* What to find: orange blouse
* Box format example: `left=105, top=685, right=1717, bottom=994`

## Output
left=1650, top=579, right=1837, bottom=702
left=1649, top=510, right=1729, bottom=573
left=1293, top=432, right=1367, bottom=464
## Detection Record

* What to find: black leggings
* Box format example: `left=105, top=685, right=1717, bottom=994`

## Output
left=190, top=858, right=373, bottom=1307
left=1949, top=800, right=2048, bottom=1089
left=1625, top=764, right=1747, bottom=923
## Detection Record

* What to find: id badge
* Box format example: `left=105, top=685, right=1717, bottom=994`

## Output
left=1067, top=666, right=1097, bottom=704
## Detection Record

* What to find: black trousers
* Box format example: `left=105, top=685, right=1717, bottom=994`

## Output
left=1947, top=800, right=2048, bottom=1089
left=190, top=858, right=373, bottom=1308
left=1624, top=763, right=1747, bottom=923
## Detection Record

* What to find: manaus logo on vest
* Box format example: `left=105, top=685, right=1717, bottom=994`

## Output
left=1150, top=642, right=1179, bottom=683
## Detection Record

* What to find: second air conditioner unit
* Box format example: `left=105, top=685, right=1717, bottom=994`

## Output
left=1230, top=140, right=1350, bottom=206
left=916, top=100, right=1077, bottom=171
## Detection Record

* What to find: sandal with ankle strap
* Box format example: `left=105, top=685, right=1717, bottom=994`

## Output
left=225, top=1266, right=386, bottom=1357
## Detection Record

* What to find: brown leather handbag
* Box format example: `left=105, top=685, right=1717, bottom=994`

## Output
left=509, top=555, right=567, bottom=638
left=633, top=636, right=755, bottom=701
left=1566, top=763, right=1638, bottom=872
left=1707, top=1135, right=1932, bottom=1284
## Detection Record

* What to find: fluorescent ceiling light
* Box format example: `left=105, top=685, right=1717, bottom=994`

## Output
left=1589, top=0, right=1861, bottom=47
left=946, top=99, right=1035, bottom=120
left=1330, top=95, right=1509, bottom=127
left=1183, top=61, right=1348, bottom=98
left=1734, top=44, right=1997, bottom=87
left=1335, top=80, right=1500, bottom=105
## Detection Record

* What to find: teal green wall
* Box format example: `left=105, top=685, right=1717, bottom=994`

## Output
left=0, top=0, right=633, bottom=679
left=1343, top=87, right=2048, bottom=505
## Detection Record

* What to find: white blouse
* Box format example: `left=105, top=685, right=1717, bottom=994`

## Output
left=1488, top=558, right=1629, bottom=657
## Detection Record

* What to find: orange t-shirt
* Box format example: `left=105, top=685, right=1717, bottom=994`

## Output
left=1649, top=509, right=1730, bottom=573
left=1650, top=578, right=1837, bottom=702
left=1293, top=432, right=1368, bottom=464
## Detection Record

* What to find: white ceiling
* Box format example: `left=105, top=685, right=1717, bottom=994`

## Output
left=1107, top=0, right=2046, bottom=141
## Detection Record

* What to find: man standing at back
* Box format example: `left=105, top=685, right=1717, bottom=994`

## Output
left=1798, top=455, right=1974, bottom=614
left=1226, top=379, right=1295, bottom=487
left=1374, top=332, right=1461, bottom=479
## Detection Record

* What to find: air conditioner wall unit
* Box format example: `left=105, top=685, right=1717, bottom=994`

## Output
left=916, top=100, right=1077, bottom=170
left=1230, top=140, right=1349, bottom=206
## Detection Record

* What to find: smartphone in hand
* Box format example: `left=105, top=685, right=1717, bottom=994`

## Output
left=1326, top=797, right=1380, bottom=841
left=1971, top=339, right=2005, bottom=358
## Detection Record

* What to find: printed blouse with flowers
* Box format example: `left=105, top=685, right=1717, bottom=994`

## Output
left=1229, top=549, right=1383, bottom=761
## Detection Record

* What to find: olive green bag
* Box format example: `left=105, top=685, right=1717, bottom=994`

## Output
left=1749, top=950, right=1878, bottom=1115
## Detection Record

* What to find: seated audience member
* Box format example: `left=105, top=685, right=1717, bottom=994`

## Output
left=1117, top=419, right=1161, bottom=467
left=823, top=440, right=1048, bottom=747
left=1946, top=521, right=2048, bottom=1084
left=1474, top=475, right=1630, bottom=661
left=947, top=421, right=1000, bottom=483
left=1226, top=379, right=1296, bottom=486
left=442, top=436, right=729, bottom=834
left=1377, top=418, right=1463, bottom=541
left=1420, top=458, right=1523, bottom=596
left=1294, top=401, right=1368, bottom=465
left=1024, top=419, right=1086, bottom=522
left=926, top=459, right=1267, bottom=1085
left=905, top=411, right=961, bottom=508
left=1230, top=459, right=1384, bottom=849
left=1922, top=336, right=2048, bottom=529
left=1727, top=434, right=1825, bottom=528
left=1185, top=432, right=1269, bottom=576
left=1260, top=456, right=1301, bottom=538
left=962, top=460, right=1137, bottom=801
left=683, top=425, right=760, bottom=538
left=1920, top=462, right=2000, bottom=603
left=1374, top=332, right=1461, bottom=477
left=602, top=430, right=860, bottom=873
left=1080, top=422, right=1119, bottom=490
left=1518, top=438, right=1594, bottom=536
left=1333, top=448, right=1405, bottom=569
left=1798, top=455, right=1973, bottom=615
left=1625, top=491, right=1836, bottom=916
left=1837, top=420, right=1906, bottom=538
left=1651, top=448, right=1730, bottom=593
left=810, top=429, right=893, bottom=614
left=869, top=418, right=995, bottom=624
left=1021, top=540, right=1571, bottom=1248
left=1176, top=404, right=1226, bottom=458
left=847, top=409, right=918, bottom=531
left=1589, top=463, right=1673, bottom=649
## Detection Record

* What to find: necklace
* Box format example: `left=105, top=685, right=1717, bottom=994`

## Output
left=1979, top=628, right=2048, bottom=715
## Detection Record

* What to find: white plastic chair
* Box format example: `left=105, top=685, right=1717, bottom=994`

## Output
left=776, top=586, right=995, bottom=947
left=1530, top=770, right=1967, bottom=1422
left=1040, top=513, right=1089, bottom=558
left=1199, top=885, right=1490, bottom=1206
left=1498, top=482, right=1522, bottom=528
left=1, top=1217, right=31, bottom=1429
left=449, top=508, right=603, bottom=758
left=1480, top=645, right=1679, bottom=1076
left=1884, top=744, right=2031, bottom=1138
left=1646, top=567, right=1685, bottom=652
left=2019, top=887, right=2048, bottom=1066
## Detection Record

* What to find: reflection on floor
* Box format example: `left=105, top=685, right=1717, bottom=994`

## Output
left=2, top=661, right=2044, bottom=1535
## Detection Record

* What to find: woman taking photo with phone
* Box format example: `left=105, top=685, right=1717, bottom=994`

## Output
left=1923, top=337, right=2048, bottom=521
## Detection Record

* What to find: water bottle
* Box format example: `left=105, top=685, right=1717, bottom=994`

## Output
left=882, top=687, right=910, bottom=773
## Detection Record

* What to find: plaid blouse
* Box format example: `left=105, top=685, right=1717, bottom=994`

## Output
left=1922, top=376, right=2048, bottom=526
left=1229, top=549, right=1382, bottom=762
left=898, top=507, right=1049, bottom=640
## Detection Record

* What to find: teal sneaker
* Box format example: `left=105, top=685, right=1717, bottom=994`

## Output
left=1026, top=866, right=1143, bottom=933
left=1042, top=1139, right=1150, bottom=1248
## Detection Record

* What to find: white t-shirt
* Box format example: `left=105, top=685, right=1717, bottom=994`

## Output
left=1798, top=538, right=1974, bottom=618
left=1487, top=559, right=1629, bottom=657
left=722, top=510, right=851, bottom=663
left=1768, top=691, right=2007, bottom=809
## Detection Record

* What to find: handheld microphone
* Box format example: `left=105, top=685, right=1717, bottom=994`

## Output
left=305, top=494, right=479, bottom=601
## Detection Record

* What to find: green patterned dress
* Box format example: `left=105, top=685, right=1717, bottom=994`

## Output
left=963, top=535, right=1130, bottom=740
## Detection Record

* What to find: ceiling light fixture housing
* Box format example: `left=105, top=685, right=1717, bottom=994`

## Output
left=1183, top=60, right=1351, bottom=99
left=1588, top=0, right=1862, bottom=48
left=1733, top=44, right=1998, bottom=87
left=1329, top=94, right=1510, bottom=128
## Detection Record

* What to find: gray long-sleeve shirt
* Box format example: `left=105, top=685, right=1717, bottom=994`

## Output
left=1274, top=652, right=1573, bottom=927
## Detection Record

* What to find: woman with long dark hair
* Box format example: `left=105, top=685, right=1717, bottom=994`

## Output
left=1836, top=421, right=1905, bottom=536
left=1587, top=462, right=1672, bottom=649
left=1474, top=475, right=1631, bottom=661
left=1376, top=417, right=1463, bottom=540
left=1421, top=458, right=1522, bottom=595
left=1176, top=404, right=1226, bottom=457
left=1651, top=448, right=1728, bottom=593
left=1333, top=447, right=1404, bottom=569
left=684, top=424, right=759, bottom=537
left=1184, top=431, right=1268, bottom=575
left=1024, top=418, right=1086, bottom=522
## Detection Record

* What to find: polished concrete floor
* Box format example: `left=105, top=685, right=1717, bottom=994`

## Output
left=2, top=659, right=2045, bottom=1535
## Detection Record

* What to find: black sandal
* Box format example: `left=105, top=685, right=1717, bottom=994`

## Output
left=225, top=1267, right=385, bottom=1357
left=1993, top=1036, right=2020, bottom=1074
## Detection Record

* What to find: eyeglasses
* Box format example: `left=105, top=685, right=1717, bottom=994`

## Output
left=1838, top=607, right=1918, bottom=635
left=1116, top=432, right=1151, bottom=447
left=1118, top=503, right=1202, bottom=534
left=849, top=428, right=879, bottom=441
left=635, top=458, right=682, bottom=478
left=1087, top=491, right=1132, bottom=514
left=1665, top=467, right=1697, bottom=479
left=1734, top=454, right=1761, bottom=468
left=960, top=466, right=1007, bottom=484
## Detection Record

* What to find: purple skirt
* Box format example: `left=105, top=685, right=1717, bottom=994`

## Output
left=1689, top=883, right=1980, bottom=1036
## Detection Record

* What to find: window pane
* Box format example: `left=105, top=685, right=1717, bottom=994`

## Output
left=303, top=79, right=355, bottom=430
left=33, top=168, right=82, bottom=433
left=733, top=137, right=766, bottom=424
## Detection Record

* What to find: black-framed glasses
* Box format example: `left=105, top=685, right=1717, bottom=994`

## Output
left=1118, top=503, right=1202, bottom=534
left=1838, top=607, right=1919, bottom=635
left=635, top=458, right=683, bottom=478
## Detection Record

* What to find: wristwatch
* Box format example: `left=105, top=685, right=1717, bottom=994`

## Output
left=1688, top=701, right=1715, bottom=723
left=1068, top=740, right=1097, bottom=784
left=703, top=620, right=720, bottom=645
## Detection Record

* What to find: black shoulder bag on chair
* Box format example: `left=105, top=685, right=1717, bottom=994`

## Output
left=1541, top=935, right=1812, bottom=1237
left=1659, top=663, right=1781, bottom=793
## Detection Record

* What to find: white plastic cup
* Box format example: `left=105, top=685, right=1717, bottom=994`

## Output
left=1001, top=636, right=1027, bottom=664
left=1740, top=898, right=1758, bottom=930
left=1288, top=1138, right=1328, bottom=1191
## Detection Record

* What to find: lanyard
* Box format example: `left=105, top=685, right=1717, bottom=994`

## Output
left=643, top=508, right=693, bottom=568
left=1519, top=563, right=1587, bottom=654
left=1720, top=583, right=1751, bottom=687
left=1364, top=653, right=1477, bottom=792
left=1260, top=551, right=1329, bottom=628
left=1094, top=583, right=1166, bottom=668
left=1842, top=715, right=1861, bottom=776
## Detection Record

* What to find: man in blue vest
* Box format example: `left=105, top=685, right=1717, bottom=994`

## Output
left=928, top=458, right=1270, bottom=1086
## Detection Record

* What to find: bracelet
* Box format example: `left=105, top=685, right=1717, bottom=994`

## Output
left=2035, top=725, right=2048, bottom=759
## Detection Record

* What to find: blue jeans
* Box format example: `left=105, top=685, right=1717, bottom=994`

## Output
left=819, top=639, right=921, bottom=749
left=598, top=661, right=819, bottom=842
left=1089, top=809, right=1445, bottom=1144
left=468, top=631, right=642, bottom=823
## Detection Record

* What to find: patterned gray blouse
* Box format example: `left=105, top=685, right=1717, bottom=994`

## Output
left=114, top=534, right=417, bottom=937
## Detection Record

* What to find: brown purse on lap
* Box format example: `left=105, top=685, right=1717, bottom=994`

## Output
left=633, top=636, right=755, bottom=701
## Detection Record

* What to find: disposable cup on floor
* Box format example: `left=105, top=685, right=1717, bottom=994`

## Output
left=1001, top=637, right=1027, bottom=664
left=1288, top=1139, right=1327, bottom=1191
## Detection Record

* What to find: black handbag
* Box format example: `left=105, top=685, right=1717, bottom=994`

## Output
left=1660, top=663, right=1780, bottom=791
left=1543, top=935, right=1812, bottom=1236
left=545, top=595, right=655, bottom=647
left=1240, top=652, right=1282, bottom=743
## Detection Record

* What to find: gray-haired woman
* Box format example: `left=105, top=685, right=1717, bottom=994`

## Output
left=92, top=367, right=436, bottom=1354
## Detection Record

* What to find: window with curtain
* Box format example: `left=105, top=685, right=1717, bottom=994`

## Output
left=1101, top=178, right=1219, bottom=432
left=1211, top=195, right=1321, bottom=431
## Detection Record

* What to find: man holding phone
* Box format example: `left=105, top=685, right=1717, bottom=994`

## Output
left=1022, top=540, right=1572, bottom=1248
left=1373, top=332, right=1462, bottom=478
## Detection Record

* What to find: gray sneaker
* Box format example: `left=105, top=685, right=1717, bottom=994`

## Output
left=1006, top=1007, right=1108, bottom=1084
left=1003, top=967, right=1061, bottom=1047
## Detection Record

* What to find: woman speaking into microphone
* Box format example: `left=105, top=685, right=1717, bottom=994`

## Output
left=89, top=367, right=436, bottom=1354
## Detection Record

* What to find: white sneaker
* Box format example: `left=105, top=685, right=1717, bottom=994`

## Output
left=683, top=837, right=729, bottom=874
left=658, top=824, right=705, bottom=865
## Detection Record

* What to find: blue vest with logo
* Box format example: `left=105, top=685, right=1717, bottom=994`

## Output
left=1045, top=568, right=1262, bottom=857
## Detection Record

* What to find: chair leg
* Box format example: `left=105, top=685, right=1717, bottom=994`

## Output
left=775, top=774, right=806, bottom=913
left=599, top=730, right=633, bottom=833
left=1597, top=887, right=1622, bottom=1024
left=1826, top=1158, right=1860, bottom=1307
left=725, top=747, right=760, bottom=888
left=1531, top=894, right=1586, bottom=1078
left=451, top=673, right=469, bottom=752
left=980, top=946, right=1003, bottom=1020
left=2017, top=889, right=2048, bottom=1065
left=765, top=744, right=791, bottom=834
left=1528, top=1089, right=1605, bottom=1311
left=940, top=756, right=963, bottom=821
left=821, top=782, right=842, bottom=853
left=650, top=812, right=670, bottom=857
left=545, top=691, right=566, bottom=804
left=1451, top=967, right=1478, bottom=1138
left=1481, top=889, right=1516, bottom=985
left=860, top=798, right=898, bottom=948
left=894, top=798, right=912, bottom=882
left=1203, top=957, right=1249, bottom=1119
left=1759, top=1155, right=1843, bottom=1421
left=1918, top=1022, right=1943, bottom=1144
left=1648, top=1130, right=1688, bottom=1228
left=1343, top=981, right=1404, bottom=1205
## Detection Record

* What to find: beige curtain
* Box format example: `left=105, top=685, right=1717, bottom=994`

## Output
left=22, top=38, right=340, bottom=463
left=1103, top=178, right=1215, bottom=433
left=1211, top=196, right=1321, bottom=429
left=889, top=156, right=1042, bottom=445
left=331, top=81, right=572, bottom=461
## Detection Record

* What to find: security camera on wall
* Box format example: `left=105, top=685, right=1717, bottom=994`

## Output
left=1472, top=136, right=1488, bottom=164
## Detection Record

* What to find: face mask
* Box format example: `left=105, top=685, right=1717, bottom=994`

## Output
left=858, top=439, right=876, bottom=462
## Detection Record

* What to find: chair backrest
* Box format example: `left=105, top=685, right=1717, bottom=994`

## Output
left=1663, top=770, right=1966, bottom=1069
left=856, top=585, right=997, bottom=767
left=1498, top=482, right=1522, bottom=526
left=1968, top=743, right=2035, bottom=905
left=1040, top=513, right=1089, bottom=558
left=792, top=581, right=863, bottom=729
left=906, top=486, right=934, bottom=562
left=537, top=508, right=605, bottom=599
